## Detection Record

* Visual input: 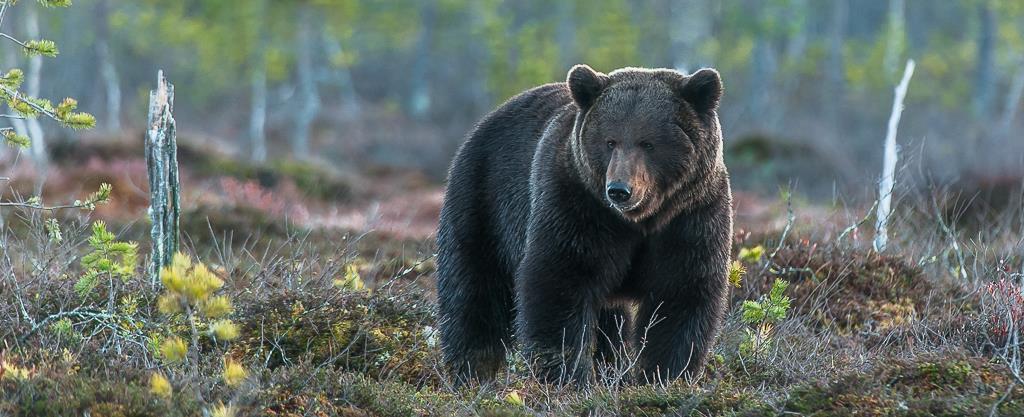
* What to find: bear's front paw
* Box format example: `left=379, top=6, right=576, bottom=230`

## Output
left=523, top=346, right=593, bottom=385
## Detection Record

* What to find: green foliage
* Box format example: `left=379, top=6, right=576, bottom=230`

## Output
left=77, top=182, right=113, bottom=211
left=0, top=69, right=23, bottom=89
left=1, top=128, right=30, bottom=148
left=728, top=260, right=746, bottom=288
left=36, top=0, right=74, bottom=8
left=44, top=218, right=61, bottom=243
left=738, top=245, right=765, bottom=264
left=739, top=278, right=791, bottom=358
left=334, top=262, right=365, bottom=291
left=76, top=221, right=138, bottom=298
left=0, top=0, right=95, bottom=153
left=22, top=39, right=58, bottom=57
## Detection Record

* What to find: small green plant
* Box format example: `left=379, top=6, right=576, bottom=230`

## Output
left=76, top=221, right=139, bottom=310
left=738, top=245, right=764, bottom=264
left=728, top=260, right=746, bottom=288
left=739, top=278, right=792, bottom=358
left=334, top=262, right=366, bottom=291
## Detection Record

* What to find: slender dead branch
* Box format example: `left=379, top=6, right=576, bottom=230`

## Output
left=874, top=59, right=915, bottom=252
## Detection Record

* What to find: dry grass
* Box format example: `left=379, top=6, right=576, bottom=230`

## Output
left=2, top=144, right=1023, bottom=416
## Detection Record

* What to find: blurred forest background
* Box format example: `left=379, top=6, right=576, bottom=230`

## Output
left=2, top=0, right=1023, bottom=200
left=5, top=2, right=1024, bottom=415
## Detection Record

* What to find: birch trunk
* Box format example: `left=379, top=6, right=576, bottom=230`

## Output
left=293, top=3, right=320, bottom=160
left=24, top=5, right=46, bottom=170
left=874, top=60, right=915, bottom=253
left=250, top=63, right=267, bottom=162
left=409, top=0, right=435, bottom=119
left=998, top=56, right=1024, bottom=142
left=96, top=0, right=121, bottom=133
left=973, top=1, right=996, bottom=118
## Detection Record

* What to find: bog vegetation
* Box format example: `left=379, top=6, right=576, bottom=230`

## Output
left=2, top=0, right=1024, bottom=416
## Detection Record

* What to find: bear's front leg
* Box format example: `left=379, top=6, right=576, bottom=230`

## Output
left=634, top=203, right=731, bottom=383
left=516, top=250, right=600, bottom=385
left=635, top=282, right=726, bottom=382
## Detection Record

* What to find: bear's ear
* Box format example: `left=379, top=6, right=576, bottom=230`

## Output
left=567, top=64, right=609, bottom=110
left=680, top=68, right=723, bottom=114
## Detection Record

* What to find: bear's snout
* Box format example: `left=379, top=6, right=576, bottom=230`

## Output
left=606, top=182, right=632, bottom=204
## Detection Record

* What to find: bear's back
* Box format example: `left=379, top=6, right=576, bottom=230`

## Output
left=443, top=83, right=575, bottom=275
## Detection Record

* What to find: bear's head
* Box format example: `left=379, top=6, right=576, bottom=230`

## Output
left=567, top=64, right=724, bottom=223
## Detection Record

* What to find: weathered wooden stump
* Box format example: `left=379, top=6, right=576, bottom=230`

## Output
left=145, top=70, right=180, bottom=286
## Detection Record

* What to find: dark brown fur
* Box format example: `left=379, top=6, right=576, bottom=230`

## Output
left=437, top=64, right=732, bottom=385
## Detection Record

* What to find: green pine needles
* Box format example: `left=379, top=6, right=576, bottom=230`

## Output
left=739, top=278, right=792, bottom=358
left=0, top=0, right=95, bottom=150
left=76, top=221, right=139, bottom=299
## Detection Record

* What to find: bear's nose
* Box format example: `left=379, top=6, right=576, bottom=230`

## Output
left=606, top=182, right=632, bottom=204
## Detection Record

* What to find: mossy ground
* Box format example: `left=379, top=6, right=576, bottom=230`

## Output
left=2, top=141, right=1022, bottom=416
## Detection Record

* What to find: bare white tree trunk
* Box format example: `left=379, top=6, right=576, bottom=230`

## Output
left=293, top=3, right=320, bottom=160
left=874, top=60, right=915, bottom=253
left=24, top=5, right=46, bottom=169
left=96, top=0, right=121, bottom=133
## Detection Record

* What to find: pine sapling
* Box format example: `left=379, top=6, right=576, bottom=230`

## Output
left=739, top=278, right=792, bottom=359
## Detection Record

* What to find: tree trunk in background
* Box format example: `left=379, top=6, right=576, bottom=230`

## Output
left=322, top=34, right=361, bottom=118
left=883, top=0, right=905, bottom=78
left=973, top=1, right=995, bottom=118
left=997, top=55, right=1024, bottom=143
left=293, top=3, right=320, bottom=160
left=250, top=62, right=267, bottom=162
left=409, top=0, right=435, bottom=120
left=750, top=2, right=781, bottom=131
left=669, top=0, right=709, bottom=73
left=25, top=5, right=47, bottom=171
left=556, top=1, right=576, bottom=70
left=96, top=0, right=121, bottom=133
left=466, top=1, right=490, bottom=112
left=751, top=38, right=779, bottom=131
left=827, top=0, right=848, bottom=137
left=249, top=0, right=268, bottom=163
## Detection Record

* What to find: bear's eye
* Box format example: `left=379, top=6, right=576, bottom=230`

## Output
left=640, top=142, right=654, bottom=150
left=606, top=140, right=617, bottom=149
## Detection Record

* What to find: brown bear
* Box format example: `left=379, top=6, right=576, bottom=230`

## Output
left=436, top=64, right=732, bottom=385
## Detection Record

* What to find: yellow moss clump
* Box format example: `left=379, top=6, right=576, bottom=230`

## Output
left=210, top=320, right=240, bottom=342
left=157, top=252, right=242, bottom=346
left=210, top=402, right=237, bottom=417
left=160, top=336, right=188, bottom=363
left=334, top=263, right=366, bottom=291
left=203, top=295, right=234, bottom=318
left=152, top=252, right=247, bottom=400
left=0, top=360, right=32, bottom=381
left=222, top=357, right=248, bottom=386
left=149, top=372, right=173, bottom=399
